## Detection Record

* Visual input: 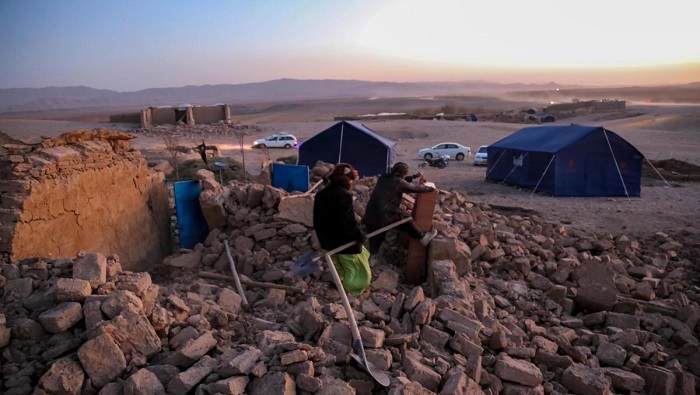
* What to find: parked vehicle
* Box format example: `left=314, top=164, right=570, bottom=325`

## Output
left=473, top=145, right=488, bottom=166
left=417, top=142, right=471, bottom=161
left=252, top=133, right=297, bottom=149
left=418, top=154, right=449, bottom=169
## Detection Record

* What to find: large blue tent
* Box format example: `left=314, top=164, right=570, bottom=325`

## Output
left=298, top=121, right=396, bottom=177
left=486, top=125, right=643, bottom=197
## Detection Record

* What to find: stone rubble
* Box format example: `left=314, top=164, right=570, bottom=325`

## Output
left=1, top=169, right=699, bottom=395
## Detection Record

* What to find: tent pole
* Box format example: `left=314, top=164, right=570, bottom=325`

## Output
left=644, top=157, right=683, bottom=201
left=338, top=123, right=344, bottom=163
left=500, top=152, right=528, bottom=185
left=603, top=129, right=631, bottom=203
left=530, top=154, right=556, bottom=198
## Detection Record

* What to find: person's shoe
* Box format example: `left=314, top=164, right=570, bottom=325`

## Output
left=420, top=229, right=438, bottom=246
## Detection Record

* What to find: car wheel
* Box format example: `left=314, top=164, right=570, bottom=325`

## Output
left=284, top=144, right=291, bottom=149
left=424, top=153, right=433, bottom=160
left=438, top=162, right=447, bottom=169
left=259, top=144, right=266, bottom=148
left=456, top=153, right=465, bottom=161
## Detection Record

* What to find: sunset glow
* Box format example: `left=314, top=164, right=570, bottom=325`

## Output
left=0, top=0, right=698, bottom=90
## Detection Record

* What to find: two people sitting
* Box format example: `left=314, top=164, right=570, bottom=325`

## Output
left=312, top=162, right=438, bottom=295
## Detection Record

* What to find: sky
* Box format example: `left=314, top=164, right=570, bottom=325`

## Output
left=1, top=0, right=699, bottom=92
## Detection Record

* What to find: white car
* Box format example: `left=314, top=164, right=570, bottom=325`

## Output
left=473, top=145, right=488, bottom=166
left=418, top=142, right=471, bottom=161
left=252, top=133, right=297, bottom=149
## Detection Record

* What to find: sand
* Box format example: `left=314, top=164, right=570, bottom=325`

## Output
left=1, top=102, right=699, bottom=238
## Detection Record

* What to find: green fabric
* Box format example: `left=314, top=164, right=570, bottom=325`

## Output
left=331, top=246, right=371, bottom=296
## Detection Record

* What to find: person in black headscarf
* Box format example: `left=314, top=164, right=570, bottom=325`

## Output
left=313, top=163, right=371, bottom=295
left=362, top=162, right=438, bottom=255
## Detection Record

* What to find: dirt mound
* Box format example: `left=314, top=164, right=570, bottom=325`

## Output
left=643, top=158, right=700, bottom=181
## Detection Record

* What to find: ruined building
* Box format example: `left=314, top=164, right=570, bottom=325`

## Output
left=0, top=129, right=171, bottom=270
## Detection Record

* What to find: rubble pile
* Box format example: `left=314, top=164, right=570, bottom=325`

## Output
left=1, top=173, right=699, bottom=395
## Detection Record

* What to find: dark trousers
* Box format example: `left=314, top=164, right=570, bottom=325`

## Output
left=368, top=220, right=423, bottom=254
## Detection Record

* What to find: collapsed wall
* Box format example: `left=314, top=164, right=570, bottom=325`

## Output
left=0, top=129, right=171, bottom=270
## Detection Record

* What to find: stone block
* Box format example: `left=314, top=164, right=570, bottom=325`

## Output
left=116, top=272, right=152, bottom=296
left=206, top=376, right=250, bottom=395
left=218, top=288, right=242, bottom=314
left=599, top=367, right=645, bottom=392
left=99, top=309, right=162, bottom=358
left=403, top=350, right=441, bottom=391
left=596, top=342, right=627, bottom=367
left=494, top=354, right=542, bottom=387
left=249, top=372, right=296, bottom=395
left=420, top=324, right=450, bottom=349
left=574, top=262, right=618, bottom=313
left=101, top=290, right=144, bottom=318
left=217, top=348, right=262, bottom=377
left=123, top=368, right=165, bottom=395
left=78, top=334, right=127, bottom=389
left=280, top=349, right=307, bottom=365
left=74, top=252, right=107, bottom=289
left=37, top=357, right=85, bottom=395
left=163, top=331, right=217, bottom=368
left=359, top=327, right=385, bottom=348
left=561, top=364, right=612, bottom=395
left=167, top=355, right=217, bottom=395
left=429, top=238, right=472, bottom=276
left=38, top=302, right=83, bottom=333
left=55, top=278, right=93, bottom=302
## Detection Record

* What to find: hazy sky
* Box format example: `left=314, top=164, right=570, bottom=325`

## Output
left=1, top=0, right=698, bottom=91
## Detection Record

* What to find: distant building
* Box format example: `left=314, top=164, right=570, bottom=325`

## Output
left=134, top=104, right=232, bottom=127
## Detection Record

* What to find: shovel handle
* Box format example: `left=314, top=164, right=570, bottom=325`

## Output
left=315, top=217, right=412, bottom=261
left=324, top=254, right=365, bottom=354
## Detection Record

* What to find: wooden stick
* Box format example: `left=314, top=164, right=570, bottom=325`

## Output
left=302, top=179, right=324, bottom=196
left=224, top=241, right=249, bottom=310
left=198, top=272, right=305, bottom=293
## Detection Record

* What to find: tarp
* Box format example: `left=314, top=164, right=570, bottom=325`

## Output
left=486, top=125, right=644, bottom=197
left=173, top=180, right=209, bottom=248
left=298, top=120, right=396, bottom=177
left=272, top=163, right=309, bottom=192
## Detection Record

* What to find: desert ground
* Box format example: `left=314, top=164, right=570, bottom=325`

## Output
left=1, top=102, right=699, bottom=239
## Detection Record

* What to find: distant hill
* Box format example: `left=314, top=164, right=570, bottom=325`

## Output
left=0, top=79, right=582, bottom=114
left=1, top=79, right=697, bottom=115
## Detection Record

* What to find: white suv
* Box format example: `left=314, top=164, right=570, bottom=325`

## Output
left=252, top=133, right=297, bottom=149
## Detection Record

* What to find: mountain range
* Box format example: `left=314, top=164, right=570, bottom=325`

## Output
left=0, top=79, right=578, bottom=114
left=1, top=79, right=698, bottom=114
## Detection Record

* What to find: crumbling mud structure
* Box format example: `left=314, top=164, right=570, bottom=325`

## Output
left=0, top=129, right=171, bottom=270
left=0, top=157, right=699, bottom=394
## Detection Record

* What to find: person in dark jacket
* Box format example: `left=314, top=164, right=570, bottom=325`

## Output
left=362, top=162, right=438, bottom=255
left=313, top=163, right=370, bottom=295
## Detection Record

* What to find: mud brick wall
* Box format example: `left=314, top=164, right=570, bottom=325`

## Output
left=151, top=108, right=176, bottom=125
left=0, top=129, right=171, bottom=269
left=192, top=105, right=227, bottom=124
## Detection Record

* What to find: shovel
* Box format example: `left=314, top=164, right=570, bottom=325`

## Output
left=292, top=217, right=412, bottom=277
left=323, top=252, right=392, bottom=386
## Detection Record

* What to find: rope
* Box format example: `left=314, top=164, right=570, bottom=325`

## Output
left=500, top=152, right=528, bottom=185
left=486, top=148, right=506, bottom=179
left=603, top=129, right=631, bottom=203
left=530, top=154, right=555, bottom=198
left=338, top=123, right=344, bottom=163
left=644, top=157, right=683, bottom=201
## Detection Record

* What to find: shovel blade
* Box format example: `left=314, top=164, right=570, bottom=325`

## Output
left=349, top=352, right=391, bottom=387
left=291, top=250, right=322, bottom=277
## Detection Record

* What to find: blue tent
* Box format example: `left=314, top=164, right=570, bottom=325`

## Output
left=486, top=125, right=643, bottom=197
left=298, top=121, right=396, bottom=177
